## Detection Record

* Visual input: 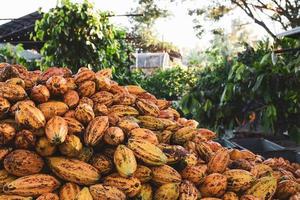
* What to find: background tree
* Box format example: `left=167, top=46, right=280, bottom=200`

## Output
left=128, top=0, right=181, bottom=57
left=189, top=0, right=300, bottom=39
left=33, top=0, right=133, bottom=72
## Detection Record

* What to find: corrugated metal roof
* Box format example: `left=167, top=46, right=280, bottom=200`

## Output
left=133, top=52, right=170, bottom=68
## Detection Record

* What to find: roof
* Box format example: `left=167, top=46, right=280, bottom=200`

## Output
left=133, top=52, right=170, bottom=68
left=0, top=11, right=43, bottom=49
left=277, top=27, right=300, bottom=38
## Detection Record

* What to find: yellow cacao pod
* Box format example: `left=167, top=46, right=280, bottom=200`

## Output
left=132, top=165, right=152, bottom=183
left=103, top=126, right=125, bottom=145
left=207, top=148, right=229, bottom=174
left=46, top=75, right=68, bottom=95
left=0, top=195, right=32, bottom=200
left=103, top=173, right=141, bottom=197
left=126, top=85, right=146, bottom=95
left=35, top=136, right=57, bottom=157
left=74, top=69, right=95, bottom=84
left=199, top=173, right=227, bottom=198
left=90, top=154, right=113, bottom=175
left=275, top=180, right=300, bottom=199
left=59, top=182, right=80, bottom=200
left=15, top=103, right=45, bottom=129
left=136, top=98, right=160, bottom=117
left=109, top=105, right=139, bottom=117
left=222, top=192, right=239, bottom=200
left=36, top=193, right=59, bottom=200
left=5, top=77, right=25, bottom=89
left=78, top=80, right=96, bottom=97
left=47, top=157, right=101, bottom=185
left=4, top=150, right=44, bottom=177
left=151, top=164, right=181, bottom=185
left=74, top=187, right=92, bottom=200
left=0, top=170, right=16, bottom=191
left=133, top=183, right=153, bottom=200
left=224, top=169, right=255, bottom=192
left=154, top=183, right=180, bottom=200
left=0, top=82, right=27, bottom=101
left=250, top=164, right=273, bottom=178
left=118, top=116, right=140, bottom=132
left=38, top=101, right=68, bottom=120
left=127, top=138, right=167, bottom=166
left=74, top=103, right=95, bottom=125
left=3, top=174, right=60, bottom=197
left=172, top=126, right=197, bottom=145
left=63, top=117, right=84, bottom=135
left=45, top=116, right=68, bottom=145
left=59, top=134, right=83, bottom=157
left=0, top=97, right=10, bottom=117
left=63, top=90, right=79, bottom=108
left=158, top=144, right=188, bottom=164
left=91, top=91, right=114, bottom=106
left=114, top=144, right=137, bottom=177
left=196, top=142, right=214, bottom=163
left=137, top=115, right=165, bottom=131
left=0, top=122, right=16, bottom=145
left=30, top=85, right=50, bottom=104
left=84, top=116, right=109, bottom=146
left=245, top=175, right=277, bottom=200
left=179, top=180, right=200, bottom=200
left=130, top=128, right=159, bottom=145
left=89, top=184, right=126, bottom=200
left=181, top=164, right=207, bottom=185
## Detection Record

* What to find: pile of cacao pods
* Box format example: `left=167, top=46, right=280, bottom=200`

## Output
left=0, top=63, right=299, bottom=200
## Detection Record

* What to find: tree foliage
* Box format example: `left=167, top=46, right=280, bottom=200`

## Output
left=33, top=0, right=133, bottom=72
left=180, top=38, right=300, bottom=141
left=189, top=0, right=300, bottom=39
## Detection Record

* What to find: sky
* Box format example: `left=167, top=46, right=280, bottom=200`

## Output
left=0, top=0, right=284, bottom=50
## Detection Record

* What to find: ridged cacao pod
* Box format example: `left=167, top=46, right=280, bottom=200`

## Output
left=45, top=116, right=68, bottom=144
left=114, top=144, right=137, bottom=177
left=224, top=169, right=255, bottom=192
left=136, top=98, right=160, bottom=117
left=38, top=67, right=72, bottom=84
left=103, top=127, right=125, bottom=145
left=137, top=115, right=165, bottom=131
left=36, top=193, right=59, bottom=200
left=275, top=180, right=300, bottom=199
left=199, top=173, right=227, bottom=197
left=109, top=105, right=139, bottom=117
left=74, top=69, right=95, bottom=84
left=0, top=97, right=10, bottom=117
left=245, top=175, right=277, bottom=200
left=47, top=157, right=100, bottom=185
left=35, top=136, right=57, bottom=157
left=91, top=91, right=114, bottom=106
left=128, top=139, right=167, bottom=166
left=103, top=173, right=141, bottom=197
left=130, top=128, right=158, bottom=145
left=223, top=192, right=239, bottom=200
left=46, top=75, right=68, bottom=95
left=151, top=164, right=181, bottom=185
left=154, top=183, right=180, bottom=200
left=0, top=82, right=27, bottom=101
left=30, top=85, right=50, bottom=103
left=132, top=165, right=152, bottom=183
left=0, top=122, right=16, bottom=145
left=3, top=174, right=60, bottom=197
left=14, top=129, right=36, bottom=149
left=63, top=117, right=84, bottom=135
left=179, top=180, right=200, bottom=200
left=59, top=134, right=83, bottom=157
left=89, top=184, right=126, bottom=200
left=38, top=101, right=68, bottom=120
left=4, top=149, right=44, bottom=177
left=118, top=116, right=140, bottom=133
left=15, top=103, right=45, bottom=129
left=74, top=103, right=94, bottom=125
left=75, top=187, right=93, bottom=200
left=134, top=183, right=153, bottom=200
left=59, top=182, right=80, bottom=200
left=84, top=116, right=109, bottom=146
left=207, top=148, right=229, bottom=174
left=0, top=169, right=16, bottom=191
left=63, top=90, right=79, bottom=108
left=181, top=164, right=207, bottom=185
left=90, top=154, right=113, bottom=175
left=6, top=77, right=26, bottom=89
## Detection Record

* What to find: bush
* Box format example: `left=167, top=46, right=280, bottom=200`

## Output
left=32, top=0, right=133, bottom=72
left=123, top=67, right=198, bottom=101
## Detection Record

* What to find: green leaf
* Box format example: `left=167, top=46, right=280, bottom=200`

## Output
left=252, top=74, right=264, bottom=92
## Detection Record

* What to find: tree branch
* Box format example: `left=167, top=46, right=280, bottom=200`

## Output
left=232, top=0, right=277, bottom=39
